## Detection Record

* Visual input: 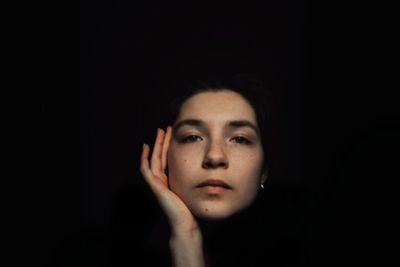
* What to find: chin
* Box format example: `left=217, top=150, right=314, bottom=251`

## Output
left=192, top=205, right=239, bottom=221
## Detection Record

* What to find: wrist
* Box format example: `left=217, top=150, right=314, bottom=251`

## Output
left=170, top=226, right=202, bottom=245
left=170, top=219, right=201, bottom=237
left=169, top=229, right=205, bottom=267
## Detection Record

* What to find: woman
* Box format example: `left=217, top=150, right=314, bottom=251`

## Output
left=138, top=74, right=300, bottom=267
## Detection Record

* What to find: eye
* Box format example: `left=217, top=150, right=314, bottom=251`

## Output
left=231, top=136, right=251, bottom=144
left=180, top=135, right=203, bottom=143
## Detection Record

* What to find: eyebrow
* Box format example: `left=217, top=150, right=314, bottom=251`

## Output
left=173, top=119, right=259, bottom=134
left=173, top=119, right=205, bottom=131
left=227, top=120, right=260, bottom=134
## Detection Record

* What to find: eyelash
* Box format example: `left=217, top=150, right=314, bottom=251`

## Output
left=180, top=135, right=203, bottom=143
left=231, top=136, right=252, bottom=144
left=179, top=135, right=252, bottom=145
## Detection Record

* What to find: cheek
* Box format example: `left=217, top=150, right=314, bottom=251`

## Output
left=235, top=148, right=264, bottom=172
left=233, top=150, right=264, bottom=190
left=167, top=145, right=198, bottom=186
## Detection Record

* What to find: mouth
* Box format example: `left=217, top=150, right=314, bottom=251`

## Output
left=196, top=179, right=232, bottom=190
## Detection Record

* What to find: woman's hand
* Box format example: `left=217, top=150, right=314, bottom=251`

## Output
left=141, top=127, right=206, bottom=267
left=140, top=127, right=199, bottom=234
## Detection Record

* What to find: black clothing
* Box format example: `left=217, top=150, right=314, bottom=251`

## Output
left=108, top=184, right=308, bottom=267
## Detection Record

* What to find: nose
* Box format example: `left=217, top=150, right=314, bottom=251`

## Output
left=202, top=140, right=229, bottom=169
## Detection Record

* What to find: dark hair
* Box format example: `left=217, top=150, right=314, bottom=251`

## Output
left=161, top=72, right=273, bottom=171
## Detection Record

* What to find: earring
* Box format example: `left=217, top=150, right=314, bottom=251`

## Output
left=261, top=173, right=267, bottom=189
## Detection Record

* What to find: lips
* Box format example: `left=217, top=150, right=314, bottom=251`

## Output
left=196, top=179, right=232, bottom=189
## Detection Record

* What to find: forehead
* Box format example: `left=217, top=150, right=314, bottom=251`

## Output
left=177, top=90, right=257, bottom=123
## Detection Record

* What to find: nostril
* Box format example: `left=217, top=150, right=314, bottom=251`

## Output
left=202, top=160, right=228, bottom=169
left=202, top=161, right=213, bottom=169
left=218, top=162, right=227, bottom=168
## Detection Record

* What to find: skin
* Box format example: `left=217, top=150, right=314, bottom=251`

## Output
left=168, top=90, right=265, bottom=220
left=140, top=90, right=267, bottom=267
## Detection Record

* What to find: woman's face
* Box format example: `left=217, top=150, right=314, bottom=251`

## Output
left=167, top=90, right=265, bottom=220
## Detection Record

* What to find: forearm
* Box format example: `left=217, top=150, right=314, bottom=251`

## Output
left=169, top=229, right=205, bottom=267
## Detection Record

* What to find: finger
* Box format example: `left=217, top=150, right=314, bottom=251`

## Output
left=140, top=143, right=154, bottom=182
left=161, top=126, right=172, bottom=170
left=141, top=143, right=166, bottom=198
left=150, top=128, right=165, bottom=175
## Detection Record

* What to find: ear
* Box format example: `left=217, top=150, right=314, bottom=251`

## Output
left=261, top=168, right=268, bottom=184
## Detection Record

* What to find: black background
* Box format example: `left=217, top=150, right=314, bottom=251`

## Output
left=45, top=0, right=399, bottom=266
